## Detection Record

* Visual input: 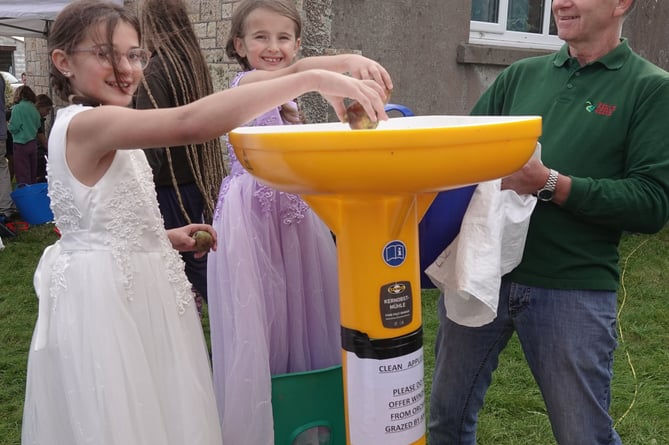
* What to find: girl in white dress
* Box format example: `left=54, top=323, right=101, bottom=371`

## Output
left=20, top=1, right=390, bottom=444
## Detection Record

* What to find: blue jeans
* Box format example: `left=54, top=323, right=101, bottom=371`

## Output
left=428, top=280, right=622, bottom=445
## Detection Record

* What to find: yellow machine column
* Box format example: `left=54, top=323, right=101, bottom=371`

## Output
left=305, top=193, right=434, bottom=444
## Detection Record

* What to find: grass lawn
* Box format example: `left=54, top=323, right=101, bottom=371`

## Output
left=1, top=223, right=668, bottom=444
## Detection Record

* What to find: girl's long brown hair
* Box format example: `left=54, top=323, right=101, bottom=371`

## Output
left=48, top=0, right=140, bottom=105
left=140, top=0, right=226, bottom=223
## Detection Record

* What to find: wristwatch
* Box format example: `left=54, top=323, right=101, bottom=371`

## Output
left=537, top=169, right=558, bottom=202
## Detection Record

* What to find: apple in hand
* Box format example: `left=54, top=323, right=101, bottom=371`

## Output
left=192, top=230, right=214, bottom=252
left=345, top=89, right=391, bottom=130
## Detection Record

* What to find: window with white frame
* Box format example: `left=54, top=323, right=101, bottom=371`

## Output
left=470, top=0, right=564, bottom=50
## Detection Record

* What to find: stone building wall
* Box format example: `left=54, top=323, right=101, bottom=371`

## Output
left=23, top=0, right=669, bottom=119
left=27, top=0, right=334, bottom=121
left=330, top=0, right=669, bottom=116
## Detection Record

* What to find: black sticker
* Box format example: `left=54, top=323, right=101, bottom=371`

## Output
left=380, top=281, right=412, bottom=328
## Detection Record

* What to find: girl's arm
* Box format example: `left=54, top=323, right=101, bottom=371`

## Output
left=237, top=54, right=393, bottom=92
left=7, top=107, right=20, bottom=134
left=67, top=69, right=388, bottom=158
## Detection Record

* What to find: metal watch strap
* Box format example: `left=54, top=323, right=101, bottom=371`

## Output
left=537, top=168, right=558, bottom=201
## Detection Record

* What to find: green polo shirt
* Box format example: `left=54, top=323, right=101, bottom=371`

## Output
left=472, top=39, right=669, bottom=291
left=8, top=99, right=41, bottom=144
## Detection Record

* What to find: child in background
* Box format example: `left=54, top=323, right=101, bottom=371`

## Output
left=206, top=1, right=393, bottom=444
left=21, top=1, right=389, bottom=444
left=8, top=85, right=41, bottom=185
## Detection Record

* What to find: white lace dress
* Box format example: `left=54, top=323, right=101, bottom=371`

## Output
left=21, top=105, right=222, bottom=445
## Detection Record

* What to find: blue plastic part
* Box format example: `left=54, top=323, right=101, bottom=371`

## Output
left=384, top=103, right=415, bottom=117
left=418, top=185, right=476, bottom=288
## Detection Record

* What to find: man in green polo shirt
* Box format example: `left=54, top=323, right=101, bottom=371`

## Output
left=429, top=0, right=669, bottom=444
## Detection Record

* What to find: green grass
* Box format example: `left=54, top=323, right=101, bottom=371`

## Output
left=1, top=224, right=668, bottom=444
left=0, top=224, right=58, bottom=444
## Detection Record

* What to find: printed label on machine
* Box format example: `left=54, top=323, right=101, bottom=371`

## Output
left=345, top=347, right=425, bottom=445
left=380, top=281, right=413, bottom=328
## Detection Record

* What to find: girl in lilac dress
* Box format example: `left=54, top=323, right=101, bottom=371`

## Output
left=206, top=1, right=393, bottom=444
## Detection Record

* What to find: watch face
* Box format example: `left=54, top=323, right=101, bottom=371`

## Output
left=537, top=189, right=553, bottom=201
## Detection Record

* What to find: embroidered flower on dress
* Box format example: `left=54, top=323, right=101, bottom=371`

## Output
left=48, top=179, right=82, bottom=232
left=214, top=123, right=309, bottom=225
left=49, top=253, right=70, bottom=312
left=103, top=152, right=193, bottom=311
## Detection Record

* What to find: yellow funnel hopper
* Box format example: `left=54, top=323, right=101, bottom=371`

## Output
left=229, top=114, right=541, bottom=445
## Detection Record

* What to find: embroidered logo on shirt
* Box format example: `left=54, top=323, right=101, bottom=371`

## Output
left=585, top=100, right=617, bottom=116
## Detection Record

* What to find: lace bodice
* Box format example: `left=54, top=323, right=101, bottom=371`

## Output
left=45, top=105, right=193, bottom=312
left=215, top=71, right=309, bottom=224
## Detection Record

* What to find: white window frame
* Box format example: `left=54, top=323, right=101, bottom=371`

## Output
left=469, top=0, right=563, bottom=50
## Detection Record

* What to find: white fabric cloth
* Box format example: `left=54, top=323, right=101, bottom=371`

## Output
left=425, top=180, right=536, bottom=327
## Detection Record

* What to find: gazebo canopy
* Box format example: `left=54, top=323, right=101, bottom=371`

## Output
left=0, top=0, right=123, bottom=38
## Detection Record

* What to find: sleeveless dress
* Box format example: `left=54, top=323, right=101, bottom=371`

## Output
left=21, top=105, right=223, bottom=445
left=207, top=72, right=341, bottom=445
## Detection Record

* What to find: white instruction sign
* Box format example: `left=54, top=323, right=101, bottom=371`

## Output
left=345, top=347, right=425, bottom=445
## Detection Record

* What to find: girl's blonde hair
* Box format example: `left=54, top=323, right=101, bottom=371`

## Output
left=225, top=0, right=302, bottom=71
left=225, top=0, right=303, bottom=124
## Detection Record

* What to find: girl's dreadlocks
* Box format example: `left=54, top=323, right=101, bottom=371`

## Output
left=139, top=0, right=226, bottom=223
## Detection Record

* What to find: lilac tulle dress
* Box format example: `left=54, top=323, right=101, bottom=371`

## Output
left=207, top=72, right=341, bottom=445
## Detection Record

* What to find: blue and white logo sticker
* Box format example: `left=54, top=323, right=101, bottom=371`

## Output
left=383, top=240, right=407, bottom=267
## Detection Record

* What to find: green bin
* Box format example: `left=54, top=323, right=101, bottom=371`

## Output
left=271, top=365, right=346, bottom=445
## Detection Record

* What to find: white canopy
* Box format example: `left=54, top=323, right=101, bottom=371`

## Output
left=0, top=0, right=124, bottom=38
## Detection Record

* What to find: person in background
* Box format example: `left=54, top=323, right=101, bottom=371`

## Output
left=8, top=85, right=41, bottom=185
left=35, top=94, right=54, bottom=183
left=0, top=74, right=16, bottom=222
left=428, top=1, right=669, bottom=444
left=21, top=0, right=389, bottom=444
left=4, top=108, right=14, bottom=183
left=207, top=1, right=393, bottom=444
left=21, top=72, right=27, bottom=84
left=135, top=0, right=226, bottom=306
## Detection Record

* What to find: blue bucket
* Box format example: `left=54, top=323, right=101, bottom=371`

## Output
left=10, top=183, right=54, bottom=225
left=418, top=185, right=476, bottom=288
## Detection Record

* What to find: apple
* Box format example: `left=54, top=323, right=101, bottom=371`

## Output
left=345, top=89, right=391, bottom=130
left=192, top=230, right=214, bottom=252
